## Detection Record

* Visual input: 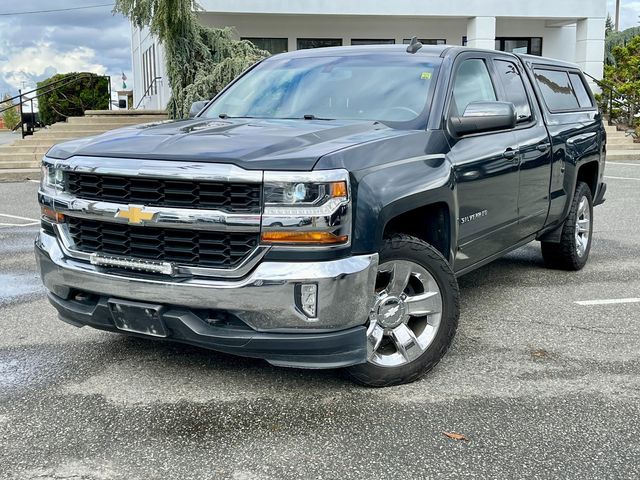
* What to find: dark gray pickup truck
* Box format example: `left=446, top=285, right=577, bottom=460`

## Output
left=36, top=42, right=606, bottom=386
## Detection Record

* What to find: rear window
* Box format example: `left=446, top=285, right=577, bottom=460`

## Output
left=569, top=73, right=594, bottom=108
left=534, top=68, right=580, bottom=112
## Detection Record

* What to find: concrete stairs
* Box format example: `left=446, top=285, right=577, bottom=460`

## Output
left=606, top=124, right=640, bottom=162
left=0, top=110, right=167, bottom=182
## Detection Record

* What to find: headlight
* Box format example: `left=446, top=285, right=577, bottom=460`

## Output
left=261, top=170, right=351, bottom=247
left=40, top=161, right=66, bottom=223
left=41, top=163, right=64, bottom=192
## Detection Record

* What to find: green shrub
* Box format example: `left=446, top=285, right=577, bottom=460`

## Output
left=37, top=73, right=109, bottom=125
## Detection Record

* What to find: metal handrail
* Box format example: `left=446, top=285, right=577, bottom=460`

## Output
left=135, top=76, right=162, bottom=109
left=0, top=73, right=112, bottom=138
left=583, top=71, right=638, bottom=127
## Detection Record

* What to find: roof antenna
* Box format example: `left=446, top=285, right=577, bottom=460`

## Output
left=406, top=36, right=423, bottom=54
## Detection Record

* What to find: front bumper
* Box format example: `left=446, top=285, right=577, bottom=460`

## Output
left=36, top=229, right=378, bottom=368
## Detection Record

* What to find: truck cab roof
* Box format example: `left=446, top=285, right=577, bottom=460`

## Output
left=272, top=44, right=581, bottom=71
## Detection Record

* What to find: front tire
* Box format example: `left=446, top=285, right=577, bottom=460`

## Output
left=346, top=234, right=459, bottom=388
left=541, top=181, right=593, bottom=271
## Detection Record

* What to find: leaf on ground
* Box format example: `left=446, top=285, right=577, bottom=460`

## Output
left=531, top=349, right=549, bottom=358
left=443, top=431, right=469, bottom=441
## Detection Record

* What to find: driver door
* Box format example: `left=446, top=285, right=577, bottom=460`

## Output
left=445, top=55, right=521, bottom=272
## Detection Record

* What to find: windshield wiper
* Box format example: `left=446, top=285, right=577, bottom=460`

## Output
left=218, top=113, right=334, bottom=121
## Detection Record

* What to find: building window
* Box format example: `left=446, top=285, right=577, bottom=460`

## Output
left=241, top=37, right=288, bottom=54
left=495, top=37, right=543, bottom=56
left=403, top=38, right=446, bottom=45
left=462, top=36, right=467, bottom=46
left=351, top=39, right=395, bottom=45
left=142, top=44, right=157, bottom=95
left=297, top=38, right=342, bottom=50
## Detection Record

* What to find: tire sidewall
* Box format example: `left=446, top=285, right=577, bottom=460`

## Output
left=346, top=234, right=459, bottom=387
left=570, top=183, right=594, bottom=269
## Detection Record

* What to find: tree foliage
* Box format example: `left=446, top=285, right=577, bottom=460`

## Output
left=1, top=94, right=21, bottom=130
left=604, top=34, right=640, bottom=126
left=114, top=0, right=268, bottom=118
left=37, top=73, right=109, bottom=125
left=605, top=14, right=614, bottom=38
left=605, top=26, right=640, bottom=65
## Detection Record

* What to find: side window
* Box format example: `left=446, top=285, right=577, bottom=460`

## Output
left=569, top=73, right=594, bottom=109
left=451, top=59, right=497, bottom=116
left=495, top=59, right=532, bottom=123
left=534, top=68, right=580, bottom=112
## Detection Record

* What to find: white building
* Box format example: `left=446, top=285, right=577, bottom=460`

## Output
left=131, top=0, right=607, bottom=110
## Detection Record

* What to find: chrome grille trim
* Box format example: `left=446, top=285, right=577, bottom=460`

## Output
left=43, top=156, right=263, bottom=184
left=39, top=191, right=261, bottom=233
left=41, top=156, right=268, bottom=278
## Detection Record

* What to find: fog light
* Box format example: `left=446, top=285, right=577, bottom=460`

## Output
left=298, top=284, right=318, bottom=318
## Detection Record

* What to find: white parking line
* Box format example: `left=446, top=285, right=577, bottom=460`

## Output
left=0, top=213, right=39, bottom=222
left=605, top=175, right=640, bottom=181
left=576, top=298, right=640, bottom=306
left=607, top=162, right=640, bottom=167
left=0, top=222, right=39, bottom=227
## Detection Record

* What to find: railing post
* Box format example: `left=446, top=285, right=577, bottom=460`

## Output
left=107, top=76, right=112, bottom=110
left=608, top=91, right=613, bottom=126
left=18, top=89, right=25, bottom=139
left=30, top=97, right=35, bottom=132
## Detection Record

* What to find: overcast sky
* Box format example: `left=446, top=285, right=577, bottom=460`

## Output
left=0, top=2, right=130, bottom=97
left=0, top=1, right=638, bottom=98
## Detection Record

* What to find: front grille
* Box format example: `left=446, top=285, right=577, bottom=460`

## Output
left=65, top=172, right=262, bottom=213
left=67, top=217, right=259, bottom=269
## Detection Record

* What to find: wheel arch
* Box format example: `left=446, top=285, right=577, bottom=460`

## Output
left=576, top=160, right=599, bottom=198
left=382, top=202, right=453, bottom=262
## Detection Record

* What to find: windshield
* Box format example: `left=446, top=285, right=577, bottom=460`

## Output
left=202, top=54, right=440, bottom=128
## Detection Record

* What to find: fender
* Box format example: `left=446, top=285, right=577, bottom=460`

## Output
left=350, top=154, right=456, bottom=259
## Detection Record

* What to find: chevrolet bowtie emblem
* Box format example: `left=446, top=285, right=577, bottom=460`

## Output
left=115, top=206, right=155, bottom=224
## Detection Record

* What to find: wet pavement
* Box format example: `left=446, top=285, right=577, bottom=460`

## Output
left=1, top=167, right=639, bottom=479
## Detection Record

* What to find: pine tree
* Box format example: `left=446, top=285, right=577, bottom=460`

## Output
left=114, top=0, right=268, bottom=118
left=1, top=94, right=21, bottom=130
left=605, top=14, right=614, bottom=38
left=605, top=35, right=640, bottom=125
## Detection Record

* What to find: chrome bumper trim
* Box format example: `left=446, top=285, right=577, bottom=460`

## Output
left=36, top=229, right=378, bottom=332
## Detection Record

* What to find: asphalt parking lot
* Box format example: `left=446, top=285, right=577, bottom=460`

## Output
left=1, top=163, right=639, bottom=479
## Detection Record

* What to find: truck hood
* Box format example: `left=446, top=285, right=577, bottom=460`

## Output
left=46, top=117, right=410, bottom=171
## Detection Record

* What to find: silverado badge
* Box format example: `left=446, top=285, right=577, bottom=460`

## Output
left=115, top=205, right=155, bottom=224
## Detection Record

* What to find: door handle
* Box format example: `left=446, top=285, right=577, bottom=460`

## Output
left=503, top=148, right=518, bottom=160
left=537, top=143, right=551, bottom=152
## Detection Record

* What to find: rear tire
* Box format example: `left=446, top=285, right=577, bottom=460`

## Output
left=346, top=234, right=459, bottom=388
left=541, top=181, right=593, bottom=271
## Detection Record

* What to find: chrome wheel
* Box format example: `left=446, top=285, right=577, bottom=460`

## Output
left=367, top=260, right=443, bottom=367
left=575, top=195, right=591, bottom=257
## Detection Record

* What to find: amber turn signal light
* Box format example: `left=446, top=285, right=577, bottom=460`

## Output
left=261, top=231, right=348, bottom=244
left=330, top=181, right=348, bottom=198
left=41, top=206, right=65, bottom=223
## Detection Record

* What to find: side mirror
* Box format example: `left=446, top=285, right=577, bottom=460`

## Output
left=188, top=100, right=209, bottom=119
left=450, top=101, right=517, bottom=136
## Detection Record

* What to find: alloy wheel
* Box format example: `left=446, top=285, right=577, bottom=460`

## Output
left=575, top=195, right=591, bottom=257
left=366, top=259, right=443, bottom=367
